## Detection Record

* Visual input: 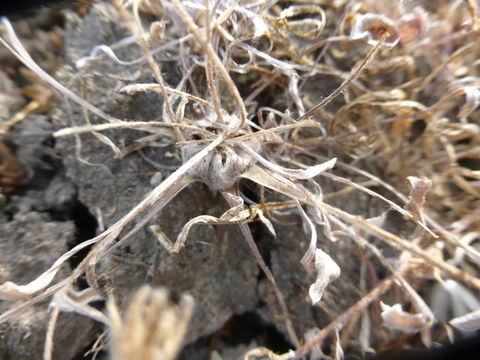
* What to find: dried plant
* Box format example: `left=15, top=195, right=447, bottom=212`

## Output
left=108, top=286, right=193, bottom=360
left=0, top=0, right=480, bottom=359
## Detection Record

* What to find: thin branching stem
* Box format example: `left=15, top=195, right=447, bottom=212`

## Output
left=224, top=189, right=300, bottom=347
left=204, top=0, right=224, bottom=122
left=316, top=201, right=480, bottom=290
left=113, top=0, right=185, bottom=141
left=172, top=0, right=248, bottom=131
left=54, top=120, right=215, bottom=137
left=294, top=276, right=397, bottom=359
left=298, top=38, right=385, bottom=121
left=0, top=19, right=124, bottom=124
left=43, top=301, right=61, bottom=360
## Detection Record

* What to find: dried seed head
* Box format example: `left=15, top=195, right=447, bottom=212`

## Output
left=182, top=111, right=261, bottom=190
left=182, top=144, right=253, bottom=190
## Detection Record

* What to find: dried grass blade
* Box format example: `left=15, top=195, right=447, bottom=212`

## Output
left=241, top=165, right=307, bottom=201
left=230, top=120, right=319, bottom=142
left=244, top=165, right=480, bottom=291
left=0, top=18, right=123, bottom=124
left=242, top=144, right=336, bottom=180
left=450, top=309, right=480, bottom=332
left=0, top=235, right=104, bottom=300
left=380, top=302, right=429, bottom=333
left=120, top=83, right=210, bottom=106
left=54, top=121, right=214, bottom=138
left=295, top=276, right=398, bottom=359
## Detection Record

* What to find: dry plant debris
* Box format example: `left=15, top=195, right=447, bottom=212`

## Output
left=0, top=0, right=480, bottom=359
left=0, top=142, right=25, bottom=193
left=108, top=286, right=193, bottom=360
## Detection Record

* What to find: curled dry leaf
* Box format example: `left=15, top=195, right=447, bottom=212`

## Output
left=151, top=193, right=275, bottom=253
left=380, top=302, right=429, bottom=333
left=351, top=13, right=400, bottom=48
left=297, top=202, right=339, bottom=305
left=49, top=287, right=108, bottom=325
left=308, top=249, right=341, bottom=305
left=405, top=176, right=432, bottom=222
left=279, top=5, right=326, bottom=40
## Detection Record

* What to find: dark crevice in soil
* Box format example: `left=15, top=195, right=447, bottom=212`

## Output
left=48, top=197, right=98, bottom=290
left=179, top=311, right=292, bottom=359
left=218, top=312, right=293, bottom=351
left=67, top=201, right=98, bottom=268
left=239, top=178, right=276, bottom=272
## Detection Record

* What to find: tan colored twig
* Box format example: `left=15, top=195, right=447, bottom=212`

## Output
left=43, top=299, right=61, bottom=360
left=54, top=120, right=215, bottom=138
